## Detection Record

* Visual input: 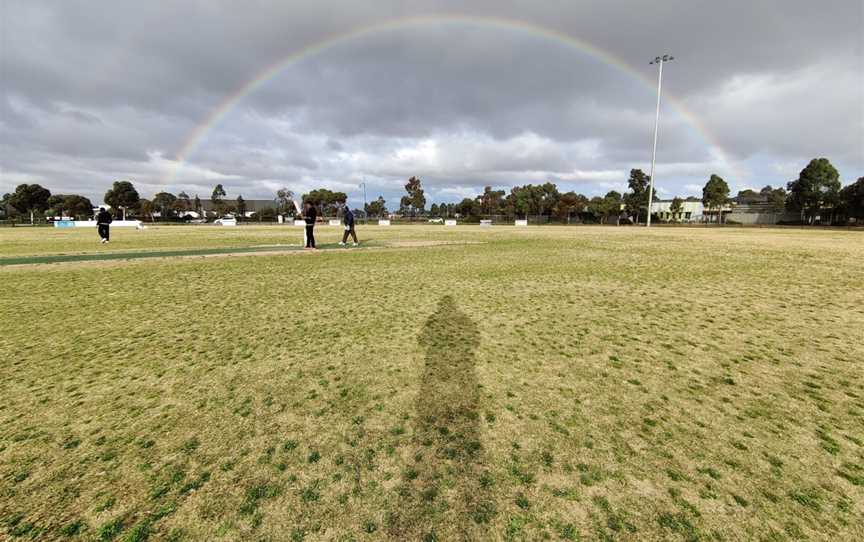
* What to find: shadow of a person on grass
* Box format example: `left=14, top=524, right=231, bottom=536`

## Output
left=388, top=295, right=495, bottom=541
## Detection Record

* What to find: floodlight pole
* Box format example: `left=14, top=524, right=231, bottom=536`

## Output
left=360, top=181, right=367, bottom=224
left=646, top=54, right=673, bottom=227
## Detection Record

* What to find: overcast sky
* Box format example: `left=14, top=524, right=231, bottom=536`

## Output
left=1, top=1, right=862, bottom=207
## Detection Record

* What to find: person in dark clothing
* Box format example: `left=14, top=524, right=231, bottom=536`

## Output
left=302, top=201, right=318, bottom=249
left=339, top=205, right=359, bottom=246
left=96, top=207, right=113, bottom=243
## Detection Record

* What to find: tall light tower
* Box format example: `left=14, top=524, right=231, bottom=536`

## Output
left=359, top=180, right=367, bottom=224
left=646, top=54, right=674, bottom=227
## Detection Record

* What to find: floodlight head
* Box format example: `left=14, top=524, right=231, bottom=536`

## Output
left=655, top=56, right=662, bottom=63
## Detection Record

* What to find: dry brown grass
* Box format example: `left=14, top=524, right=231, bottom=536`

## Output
left=1, top=225, right=862, bottom=541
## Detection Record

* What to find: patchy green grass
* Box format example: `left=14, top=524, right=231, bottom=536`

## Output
left=1, top=225, right=863, bottom=540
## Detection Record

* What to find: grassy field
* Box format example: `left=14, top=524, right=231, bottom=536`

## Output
left=1, top=225, right=862, bottom=541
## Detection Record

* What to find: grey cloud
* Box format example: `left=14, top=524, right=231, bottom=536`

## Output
left=1, top=0, right=861, bottom=203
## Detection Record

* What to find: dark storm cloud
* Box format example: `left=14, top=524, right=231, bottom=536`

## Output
left=1, top=0, right=861, bottom=204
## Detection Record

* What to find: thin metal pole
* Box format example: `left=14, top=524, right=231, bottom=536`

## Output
left=647, top=59, right=663, bottom=227
left=360, top=181, right=367, bottom=224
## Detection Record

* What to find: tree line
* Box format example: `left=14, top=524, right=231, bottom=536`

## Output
left=2, top=157, right=862, bottom=225
left=0, top=180, right=390, bottom=223
left=416, top=172, right=655, bottom=224
left=0, top=180, right=216, bottom=223
left=409, top=158, right=864, bottom=225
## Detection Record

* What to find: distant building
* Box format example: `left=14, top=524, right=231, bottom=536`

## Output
left=199, top=199, right=277, bottom=213
left=726, top=201, right=798, bottom=224
left=189, top=199, right=279, bottom=218
left=650, top=200, right=706, bottom=222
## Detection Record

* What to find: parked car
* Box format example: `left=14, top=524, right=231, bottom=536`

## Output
left=214, top=216, right=237, bottom=226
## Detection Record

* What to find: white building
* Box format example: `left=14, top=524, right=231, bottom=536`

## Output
left=650, top=200, right=705, bottom=222
left=650, top=200, right=735, bottom=223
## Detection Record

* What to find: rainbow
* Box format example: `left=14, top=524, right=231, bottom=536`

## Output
left=168, top=14, right=736, bottom=186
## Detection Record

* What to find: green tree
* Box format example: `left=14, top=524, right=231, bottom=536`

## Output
left=601, top=190, right=623, bottom=225
left=139, top=199, right=155, bottom=222
left=838, top=177, right=864, bottom=222
left=65, top=195, right=94, bottom=219
left=303, top=188, right=347, bottom=216
left=505, top=186, right=532, bottom=218
left=478, top=186, right=505, bottom=215
left=8, top=183, right=51, bottom=224
left=588, top=191, right=622, bottom=224
left=211, top=184, right=226, bottom=201
left=104, top=180, right=140, bottom=220
left=176, top=191, right=191, bottom=214
left=430, top=203, right=440, bottom=216
left=759, top=185, right=787, bottom=214
left=735, top=189, right=761, bottom=204
left=555, top=191, right=589, bottom=223
left=456, top=197, right=480, bottom=218
left=786, top=158, right=841, bottom=224
left=211, top=184, right=227, bottom=217
left=47, top=194, right=66, bottom=218
left=669, top=197, right=684, bottom=222
left=0, top=193, right=15, bottom=219
left=623, top=169, right=654, bottom=224
left=153, top=192, right=178, bottom=220
left=504, top=183, right=561, bottom=218
left=276, top=187, right=296, bottom=215
left=586, top=196, right=603, bottom=222
left=366, top=196, right=387, bottom=218
left=47, top=194, right=93, bottom=219
left=400, top=176, right=426, bottom=217
left=702, top=174, right=730, bottom=224
left=536, top=182, right=561, bottom=216
left=193, top=195, right=202, bottom=218
left=236, top=195, right=247, bottom=219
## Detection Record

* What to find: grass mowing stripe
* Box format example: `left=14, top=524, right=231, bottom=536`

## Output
left=0, top=244, right=338, bottom=266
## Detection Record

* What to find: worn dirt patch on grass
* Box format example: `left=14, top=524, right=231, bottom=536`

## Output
left=0, top=240, right=485, bottom=270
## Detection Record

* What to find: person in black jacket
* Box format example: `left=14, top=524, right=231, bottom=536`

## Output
left=96, top=207, right=113, bottom=243
left=302, top=201, right=318, bottom=249
left=339, top=204, right=359, bottom=246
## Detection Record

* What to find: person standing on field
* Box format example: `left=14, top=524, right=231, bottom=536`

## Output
left=96, top=207, right=113, bottom=244
left=339, top=204, right=359, bottom=246
left=302, top=200, right=318, bottom=249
